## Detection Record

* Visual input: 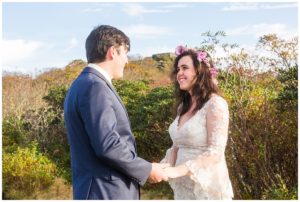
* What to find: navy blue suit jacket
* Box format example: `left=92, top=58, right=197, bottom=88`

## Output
left=64, top=67, right=152, bottom=199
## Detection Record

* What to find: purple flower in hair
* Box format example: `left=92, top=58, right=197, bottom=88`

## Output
left=175, top=45, right=187, bottom=56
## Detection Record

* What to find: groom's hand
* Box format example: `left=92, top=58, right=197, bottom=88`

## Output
left=148, top=163, right=170, bottom=183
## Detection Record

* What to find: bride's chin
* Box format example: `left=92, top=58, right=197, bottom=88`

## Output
left=179, top=86, right=191, bottom=92
left=179, top=85, right=186, bottom=90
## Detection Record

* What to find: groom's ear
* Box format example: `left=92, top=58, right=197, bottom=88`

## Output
left=106, top=46, right=115, bottom=60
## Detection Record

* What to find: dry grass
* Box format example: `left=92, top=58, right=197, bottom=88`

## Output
left=2, top=75, right=48, bottom=118
left=2, top=60, right=85, bottom=119
left=30, top=178, right=72, bottom=199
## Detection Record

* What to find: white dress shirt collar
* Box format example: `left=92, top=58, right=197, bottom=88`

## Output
left=88, top=63, right=112, bottom=84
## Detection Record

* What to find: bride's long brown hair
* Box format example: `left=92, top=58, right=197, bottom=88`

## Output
left=171, top=49, right=222, bottom=116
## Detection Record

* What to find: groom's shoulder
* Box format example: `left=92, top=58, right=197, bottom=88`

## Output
left=78, top=67, right=106, bottom=83
left=69, top=72, right=106, bottom=95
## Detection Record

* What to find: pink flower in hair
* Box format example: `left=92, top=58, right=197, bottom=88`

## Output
left=197, top=51, right=208, bottom=64
left=209, top=67, right=219, bottom=77
left=175, top=45, right=187, bottom=56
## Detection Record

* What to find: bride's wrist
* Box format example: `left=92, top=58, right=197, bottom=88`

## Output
left=177, top=164, right=189, bottom=177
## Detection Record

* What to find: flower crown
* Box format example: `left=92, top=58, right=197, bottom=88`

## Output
left=175, top=45, right=218, bottom=77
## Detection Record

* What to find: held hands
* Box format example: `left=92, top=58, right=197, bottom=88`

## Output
left=148, top=163, right=170, bottom=183
left=148, top=163, right=189, bottom=183
left=149, top=146, right=189, bottom=183
left=163, top=166, right=182, bottom=179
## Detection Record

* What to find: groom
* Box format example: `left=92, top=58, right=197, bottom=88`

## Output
left=64, top=25, right=169, bottom=200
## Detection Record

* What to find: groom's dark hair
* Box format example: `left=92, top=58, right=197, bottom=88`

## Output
left=85, top=25, right=130, bottom=63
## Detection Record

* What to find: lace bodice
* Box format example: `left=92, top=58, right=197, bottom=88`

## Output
left=161, top=95, right=234, bottom=199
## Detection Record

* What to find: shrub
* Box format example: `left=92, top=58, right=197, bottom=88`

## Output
left=43, top=85, right=69, bottom=112
left=218, top=69, right=297, bottom=199
left=113, top=80, right=174, bottom=162
left=276, top=65, right=298, bottom=110
left=113, top=81, right=174, bottom=199
left=2, top=117, right=30, bottom=153
left=28, top=86, right=70, bottom=182
left=3, top=143, right=57, bottom=199
left=137, top=86, right=174, bottom=162
left=262, top=175, right=297, bottom=200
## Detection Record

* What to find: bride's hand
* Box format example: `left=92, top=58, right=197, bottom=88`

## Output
left=164, top=164, right=190, bottom=179
left=158, top=163, right=170, bottom=169
left=163, top=167, right=181, bottom=178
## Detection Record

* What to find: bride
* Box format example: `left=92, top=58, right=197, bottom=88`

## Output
left=161, top=45, right=234, bottom=200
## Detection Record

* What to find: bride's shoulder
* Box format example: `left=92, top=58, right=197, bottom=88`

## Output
left=208, top=94, right=228, bottom=108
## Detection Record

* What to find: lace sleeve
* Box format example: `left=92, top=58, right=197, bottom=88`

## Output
left=184, top=97, right=229, bottom=192
left=205, top=97, right=229, bottom=155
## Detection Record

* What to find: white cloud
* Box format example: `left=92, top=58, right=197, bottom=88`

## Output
left=80, top=8, right=103, bottom=13
left=212, top=44, right=279, bottom=71
left=214, top=45, right=229, bottom=58
left=140, top=45, right=174, bottom=57
left=123, top=24, right=171, bottom=39
left=222, top=3, right=297, bottom=11
left=2, top=39, right=80, bottom=74
left=2, top=39, right=43, bottom=67
left=226, top=23, right=298, bottom=39
left=222, top=3, right=259, bottom=11
left=94, top=3, right=114, bottom=7
left=123, top=4, right=171, bottom=16
left=260, top=3, right=298, bottom=10
left=80, top=3, right=114, bottom=13
left=163, top=4, right=190, bottom=8
left=64, top=37, right=79, bottom=52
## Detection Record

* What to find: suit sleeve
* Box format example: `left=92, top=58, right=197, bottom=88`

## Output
left=79, top=82, right=151, bottom=185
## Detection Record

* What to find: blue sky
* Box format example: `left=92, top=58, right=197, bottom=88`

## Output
left=2, top=1, right=298, bottom=75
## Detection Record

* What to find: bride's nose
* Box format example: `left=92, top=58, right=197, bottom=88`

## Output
left=177, top=68, right=183, bottom=75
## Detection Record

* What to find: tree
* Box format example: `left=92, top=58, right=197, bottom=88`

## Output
left=257, top=34, right=298, bottom=69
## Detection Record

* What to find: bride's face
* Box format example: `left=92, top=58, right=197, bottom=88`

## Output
left=176, top=55, right=197, bottom=93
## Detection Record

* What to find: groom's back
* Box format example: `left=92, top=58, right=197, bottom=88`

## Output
left=64, top=68, right=141, bottom=199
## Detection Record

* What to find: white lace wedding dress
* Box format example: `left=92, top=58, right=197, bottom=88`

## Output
left=161, top=95, right=234, bottom=200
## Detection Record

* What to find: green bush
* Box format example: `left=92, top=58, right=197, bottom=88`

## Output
left=2, top=117, right=30, bottom=153
left=3, top=143, right=57, bottom=199
left=276, top=65, right=298, bottom=110
left=114, top=80, right=174, bottom=162
left=3, top=86, right=71, bottom=183
left=29, top=86, right=70, bottom=182
left=43, top=85, right=68, bottom=115
left=218, top=69, right=297, bottom=199
left=114, top=80, right=174, bottom=199
left=113, top=79, right=150, bottom=131
left=137, top=86, right=174, bottom=162
left=262, top=175, right=297, bottom=200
